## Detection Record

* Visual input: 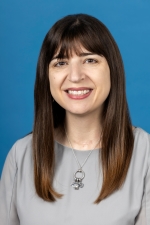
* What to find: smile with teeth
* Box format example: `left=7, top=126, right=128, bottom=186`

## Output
left=67, top=90, right=90, bottom=95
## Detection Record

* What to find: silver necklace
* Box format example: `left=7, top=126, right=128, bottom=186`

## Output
left=64, top=128, right=101, bottom=190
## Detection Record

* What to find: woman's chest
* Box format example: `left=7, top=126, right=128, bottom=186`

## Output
left=15, top=150, right=144, bottom=225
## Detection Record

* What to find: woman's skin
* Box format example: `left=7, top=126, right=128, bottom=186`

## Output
left=49, top=46, right=111, bottom=151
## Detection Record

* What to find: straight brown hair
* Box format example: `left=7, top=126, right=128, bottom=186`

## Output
left=33, top=14, right=134, bottom=203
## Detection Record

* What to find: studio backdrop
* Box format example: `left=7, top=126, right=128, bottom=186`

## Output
left=0, top=0, right=150, bottom=174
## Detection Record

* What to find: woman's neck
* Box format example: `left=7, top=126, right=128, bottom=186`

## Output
left=55, top=112, right=102, bottom=150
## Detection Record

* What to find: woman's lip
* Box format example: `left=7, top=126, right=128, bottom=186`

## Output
left=65, top=87, right=92, bottom=91
left=65, top=89, right=92, bottom=100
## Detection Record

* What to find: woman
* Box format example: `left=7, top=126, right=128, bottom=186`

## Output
left=0, top=14, right=149, bottom=225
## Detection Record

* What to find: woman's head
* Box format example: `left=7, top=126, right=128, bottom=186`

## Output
left=35, top=13, right=125, bottom=127
left=33, top=14, right=133, bottom=203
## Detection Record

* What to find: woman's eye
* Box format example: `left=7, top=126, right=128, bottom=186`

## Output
left=54, top=61, right=67, bottom=67
left=85, top=58, right=97, bottom=64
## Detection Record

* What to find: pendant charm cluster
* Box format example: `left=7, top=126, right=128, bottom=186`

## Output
left=71, top=169, right=85, bottom=190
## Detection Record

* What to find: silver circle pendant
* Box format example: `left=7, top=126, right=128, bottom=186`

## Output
left=71, top=169, right=85, bottom=190
left=74, top=169, right=85, bottom=181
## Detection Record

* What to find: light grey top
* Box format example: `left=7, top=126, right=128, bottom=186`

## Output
left=0, top=127, right=150, bottom=225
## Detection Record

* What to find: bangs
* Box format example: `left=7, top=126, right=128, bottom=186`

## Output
left=54, top=40, right=85, bottom=59
left=51, top=23, right=106, bottom=60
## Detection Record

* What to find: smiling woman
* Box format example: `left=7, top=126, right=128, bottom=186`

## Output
left=0, top=14, right=150, bottom=225
left=49, top=50, right=110, bottom=115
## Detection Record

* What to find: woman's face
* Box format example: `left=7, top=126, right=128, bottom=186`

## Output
left=49, top=46, right=111, bottom=117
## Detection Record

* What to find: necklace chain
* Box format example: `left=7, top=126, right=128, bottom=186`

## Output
left=64, top=127, right=101, bottom=169
left=64, top=127, right=101, bottom=190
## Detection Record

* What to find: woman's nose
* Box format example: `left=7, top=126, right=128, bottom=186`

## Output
left=67, top=63, right=85, bottom=83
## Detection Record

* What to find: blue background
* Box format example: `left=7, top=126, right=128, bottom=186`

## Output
left=0, top=0, right=150, bottom=175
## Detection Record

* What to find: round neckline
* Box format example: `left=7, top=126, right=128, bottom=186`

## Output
left=55, top=127, right=139, bottom=152
left=54, top=140, right=100, bottom=152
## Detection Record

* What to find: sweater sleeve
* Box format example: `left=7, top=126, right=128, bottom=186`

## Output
left=0, top=143, right=20, bottom=225
left=135, top=135, right=150, bottom=225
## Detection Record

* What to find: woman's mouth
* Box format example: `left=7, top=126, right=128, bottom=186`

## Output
left=65, top=88, right=92, bottom=99
left=67, top=89, right=90, bottom=95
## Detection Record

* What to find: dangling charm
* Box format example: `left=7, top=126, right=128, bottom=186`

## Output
left=71, top=169, right=85, bottom=190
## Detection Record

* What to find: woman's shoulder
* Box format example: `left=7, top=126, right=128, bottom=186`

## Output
left=1, top=133, right=33, bottom=176
left=133, top=127, right=150, bottom=164
left=14, top=132, right=33, bottom=150
left=8, top=133, right=33, bottom=162
left=134, top=127, right=150, bottom=142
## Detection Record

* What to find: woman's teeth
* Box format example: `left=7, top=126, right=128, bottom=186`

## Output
left=68, top=90, right=90, bottom=95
